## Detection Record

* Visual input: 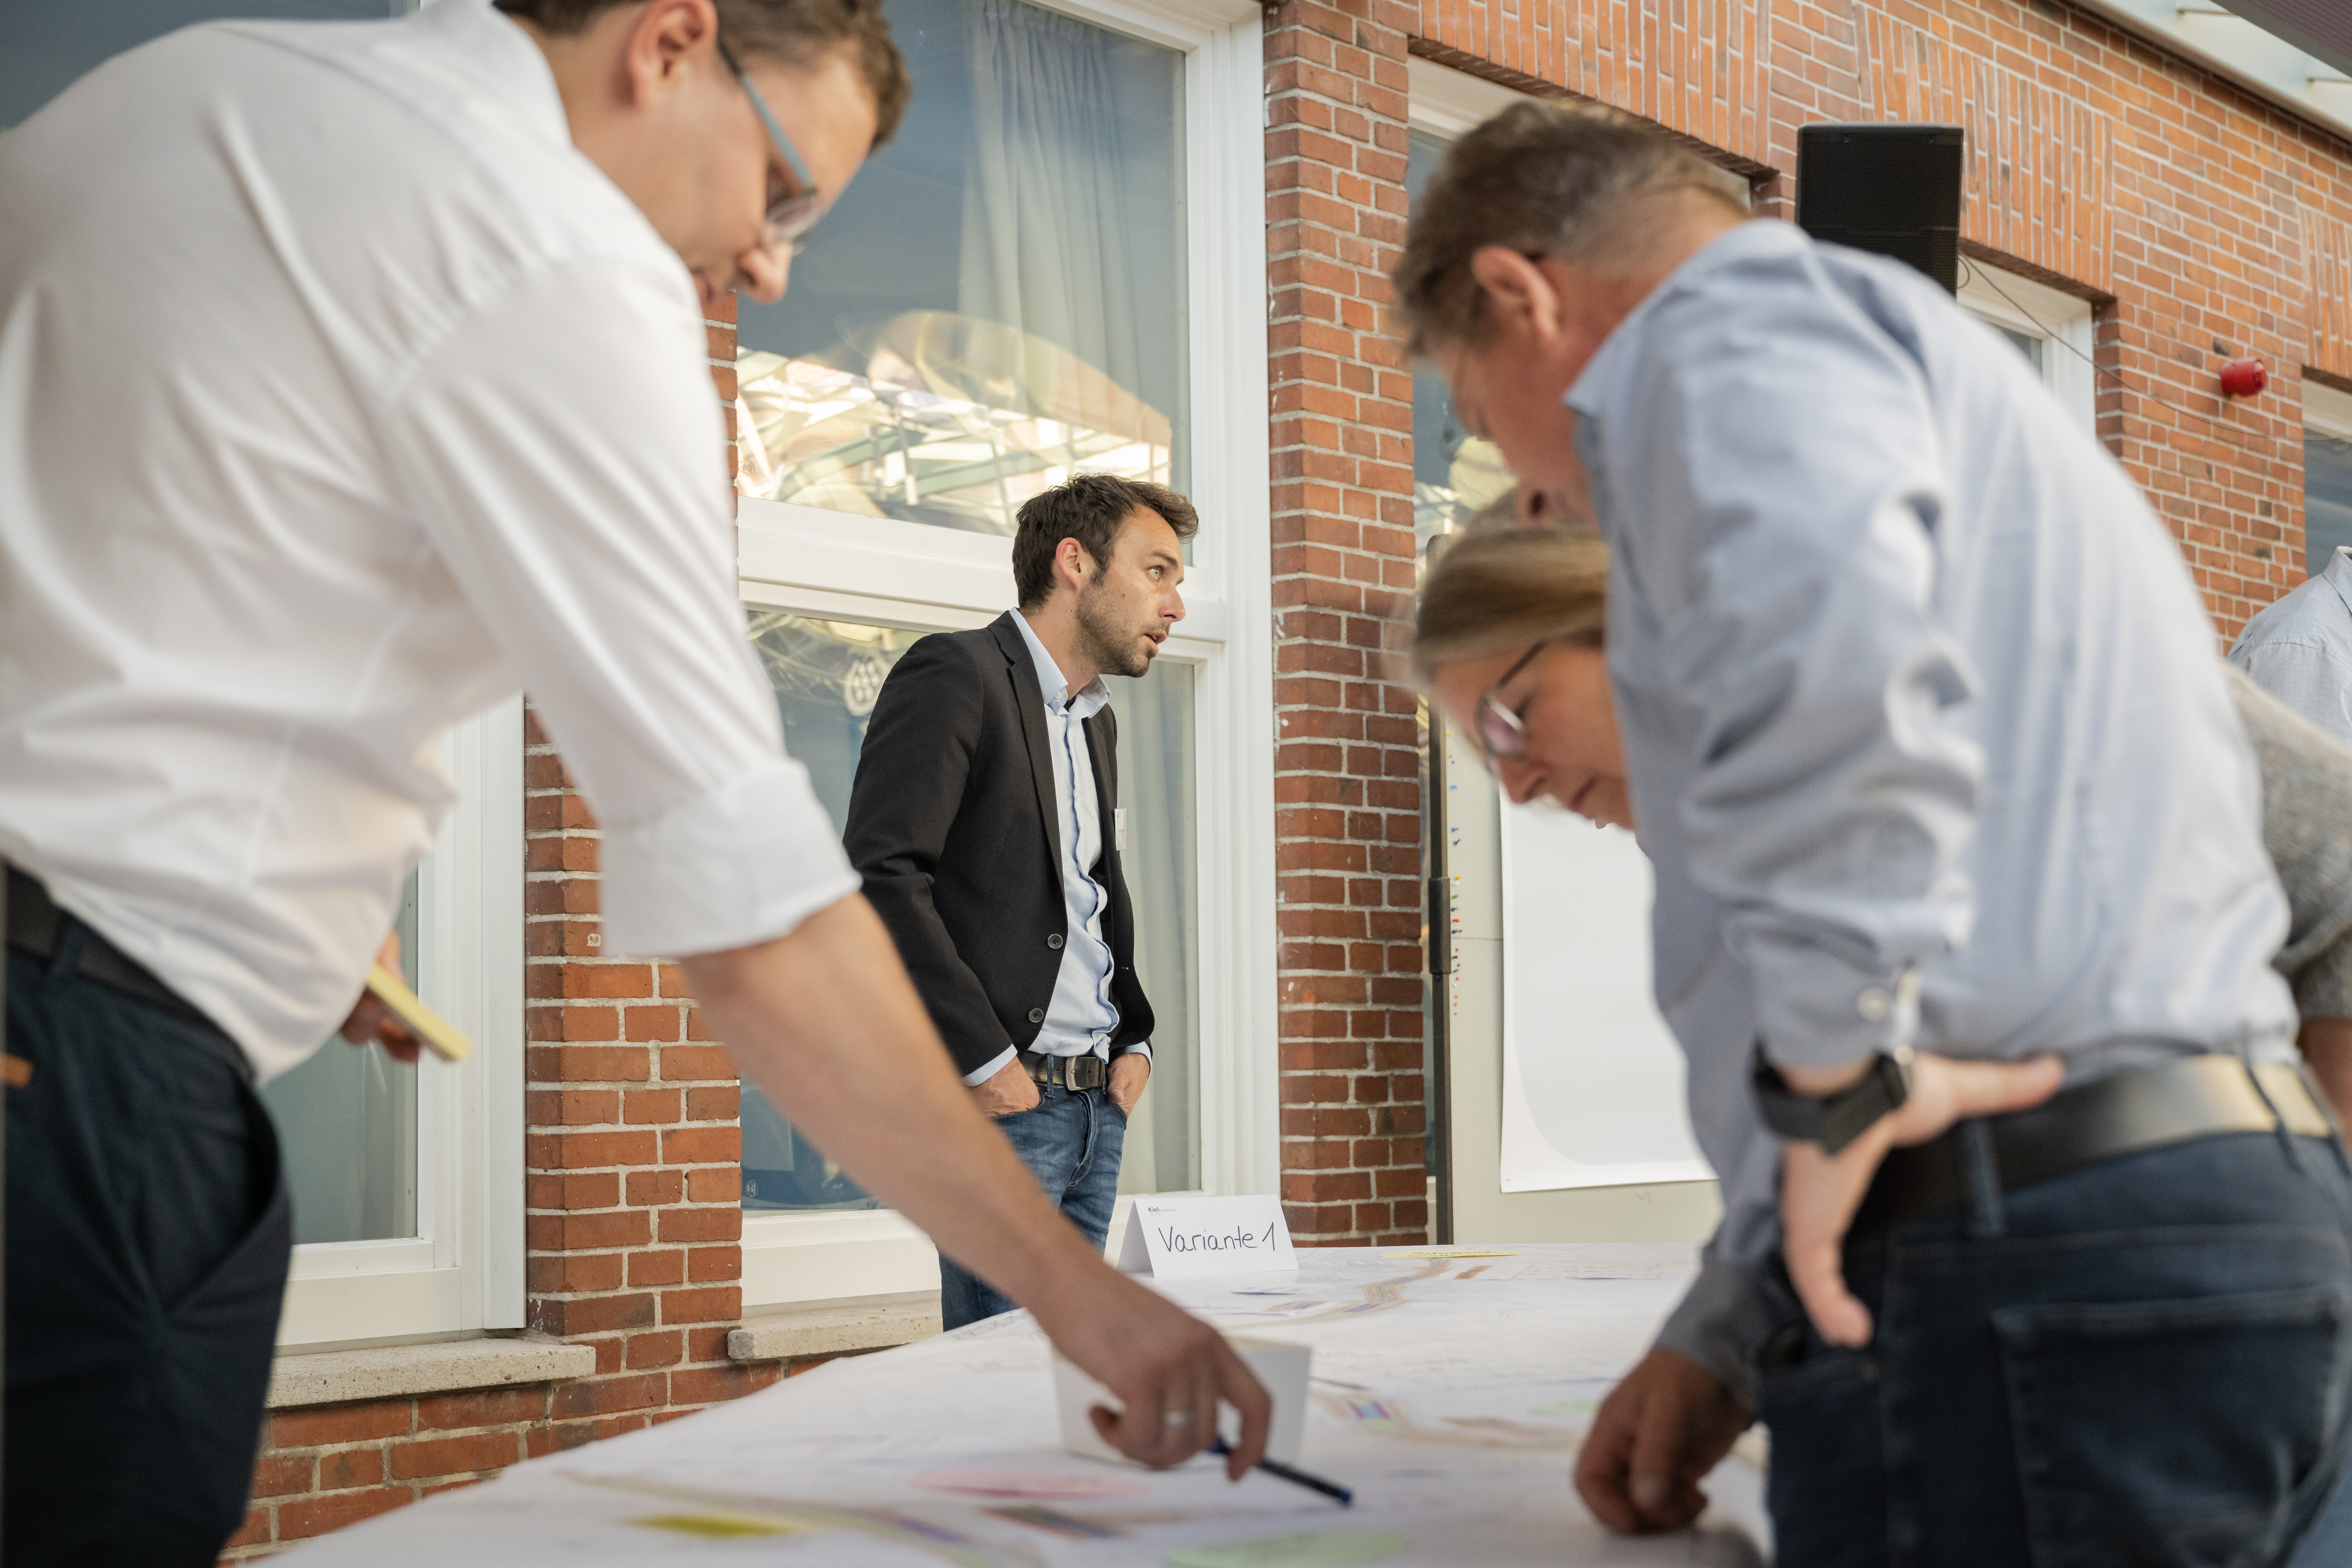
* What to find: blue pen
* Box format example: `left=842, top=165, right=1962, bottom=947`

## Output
left=1209, top=1438, right=1353, bottom=1507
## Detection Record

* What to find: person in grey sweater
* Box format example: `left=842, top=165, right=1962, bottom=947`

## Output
left=2225, top=662, right=2352, bottom=1126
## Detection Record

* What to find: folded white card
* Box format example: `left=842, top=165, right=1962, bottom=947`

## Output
left=1116, top=1195, right=1296, bottom=1278
left=1053, top=1333, right=1311, bottom=1466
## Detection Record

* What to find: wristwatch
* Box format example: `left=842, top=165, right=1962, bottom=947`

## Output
left=1750, top=1043, right=1914, bottom=1155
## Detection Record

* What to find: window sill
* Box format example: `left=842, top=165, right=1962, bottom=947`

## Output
left=266, top=1334, right=596, bottom=1410
left=727, top=1296, right=941, bottom=1364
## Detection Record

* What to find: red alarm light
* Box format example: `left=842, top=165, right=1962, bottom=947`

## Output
left=2220, top=358, right=2268, bottom=397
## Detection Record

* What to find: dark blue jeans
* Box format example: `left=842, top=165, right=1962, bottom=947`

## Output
left=940, top=1083, right=1125, bottom=1331
left=1758, top=1126, right=2352, bottom=1568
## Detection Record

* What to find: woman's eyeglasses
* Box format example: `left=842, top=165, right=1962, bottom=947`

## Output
left=716, top=35, right=827, bottom=256
left=1473, top=641, right=1549, bottom=763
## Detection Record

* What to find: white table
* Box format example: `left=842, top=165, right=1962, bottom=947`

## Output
left=291, top=1244, right=1770, bottom=1566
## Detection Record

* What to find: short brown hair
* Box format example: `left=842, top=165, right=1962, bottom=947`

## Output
left=1393, top=101, right=1747, bottom=356
left=1413, top=523, right=1609, bottom=679
left=1013, top=475, right=1200, bottom=609
left=494, top=0, right=911, bottom=147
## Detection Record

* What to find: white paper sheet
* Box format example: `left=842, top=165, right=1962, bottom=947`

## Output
left=287, top=1245, right=1767, bottom=1568
left=1497, top=809, right=1713, bottom=1192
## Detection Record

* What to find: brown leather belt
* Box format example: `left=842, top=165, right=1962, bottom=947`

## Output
left=1854, top=1054, right=2338, bottom=1233
left=1020, top=1049, right=1108, bottom=1090
left=6, top=865, right=216, bottom=1032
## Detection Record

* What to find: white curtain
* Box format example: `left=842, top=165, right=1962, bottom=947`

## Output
left=956, top=0, right=1154, bottom=408
left=1114, top=660, right=1200, bottom=1195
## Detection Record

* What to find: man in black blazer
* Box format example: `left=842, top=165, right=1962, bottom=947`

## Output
left=845, top=474, right=1194, bottom=1328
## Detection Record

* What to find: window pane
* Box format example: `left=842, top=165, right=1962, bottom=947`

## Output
left=1406, top=130, right=1510, bottom=551
left=741, top=611, right=1201, bottom=1208
left=3, top=0, right=401, bottom=132
left=2307, top=430, right=2352, bottom=577
left=734, top=0, right=1186, bottom=537
left=1996, top=325, right=2045, bottom=373
left=261, top=871, right=420, bottom=1244
left=1114, top=660, right=1198, bottom=1195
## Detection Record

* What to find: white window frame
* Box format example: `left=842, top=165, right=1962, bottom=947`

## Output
left=733, top=0, right=1274, bottom=1309
left=1959, top=261, right=2098, bottom=434
left=276, top=700, right=527, bottom=1348
left=2307, top=380, right=2352, bottom=442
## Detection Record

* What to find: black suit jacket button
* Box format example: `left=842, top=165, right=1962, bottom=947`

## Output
left=1047, top=933, right=1065, bottom=949
left=1028, top=1007, right=1046, bottom=1023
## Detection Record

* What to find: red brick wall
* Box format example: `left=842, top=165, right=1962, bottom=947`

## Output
left=1413, top=0, right=2352, bottom=642
left=225, top=1355, right=858, bottom=1560
left=1265, top=0, right=1432, bottom=1247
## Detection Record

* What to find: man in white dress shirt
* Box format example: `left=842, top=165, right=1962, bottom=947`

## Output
left=0, top=2, right=1265, bottom=1560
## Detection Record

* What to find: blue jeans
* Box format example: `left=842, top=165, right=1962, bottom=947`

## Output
left=940, top=1082, right=1126, bottom=1331
left=1758, top=1126, right=2352, bottom=1568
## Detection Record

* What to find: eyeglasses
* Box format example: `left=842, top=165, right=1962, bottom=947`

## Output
left=1473, top=641, right=1549, bottom=763
left=715, top=35, right=826, bottom=256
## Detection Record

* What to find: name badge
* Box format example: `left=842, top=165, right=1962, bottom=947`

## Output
left=1116, top=1195, right=1296, bottom=1278
left=1114, top=806, right=1128, bottom=852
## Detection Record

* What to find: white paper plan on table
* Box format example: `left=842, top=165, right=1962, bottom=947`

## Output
left=286, top=1244, right=1770, bottom=1567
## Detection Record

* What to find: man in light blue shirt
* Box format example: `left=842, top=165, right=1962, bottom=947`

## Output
left=1398, top=103, right=2348, bottom=1564
left=845, top=475, right=1191, bottom=1328
left=2232, top=546, right=2352, bottom=747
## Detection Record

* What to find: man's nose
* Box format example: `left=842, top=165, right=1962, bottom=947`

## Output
left=740, top=246, right=792, bottom=305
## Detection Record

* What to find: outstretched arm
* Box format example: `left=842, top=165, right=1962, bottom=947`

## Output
left=681, top=894, right=1269, bottom=1474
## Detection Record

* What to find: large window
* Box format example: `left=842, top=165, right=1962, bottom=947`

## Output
left=2306, top=381, right=2352, bottom=575
left=736, top=0, right=1186, bottom=536
left=731, top=0, right=1271, bottom=1307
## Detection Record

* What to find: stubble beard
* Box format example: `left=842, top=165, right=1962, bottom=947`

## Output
left=1075, top=581, right=1154, bottom=679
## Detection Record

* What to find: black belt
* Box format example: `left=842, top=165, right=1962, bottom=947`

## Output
left=1854, top=1054, right=2338, bottom=1233
left=6, top=865, right=215, bottom=1030
left=1020, top=1049, right=1108, bottom=1090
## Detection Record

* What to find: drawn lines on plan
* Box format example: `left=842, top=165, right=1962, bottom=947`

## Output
left=1255, top=1261, right=1447, bottom=1326
left=1314, top=1394, right=1583, bottom=1452
left=575, top=1474, right=1047, bottom=1567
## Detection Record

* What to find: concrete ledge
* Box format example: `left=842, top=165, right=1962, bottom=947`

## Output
left=728, top=1299, right=941, bottom=1364
left=267, top=1335, right=597, bottom=1410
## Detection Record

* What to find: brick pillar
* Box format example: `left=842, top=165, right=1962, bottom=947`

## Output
left=1264, top=0, right=1429, bottom=1247
left=516, top=289, right=780, bottom=1447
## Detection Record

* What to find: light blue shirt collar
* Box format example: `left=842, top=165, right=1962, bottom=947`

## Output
left=1012, top=609, right=1111, bottom=720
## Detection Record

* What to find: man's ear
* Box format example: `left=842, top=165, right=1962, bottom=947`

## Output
left=1468, top=245, right=1562, bottom=346
left=618, top=0, right=720, bottom=105
left=1055, top=535, right=1093, bottom=592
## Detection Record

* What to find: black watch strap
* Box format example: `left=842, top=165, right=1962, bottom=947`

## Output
left=1751, top=1044, right=1914, bottom=1155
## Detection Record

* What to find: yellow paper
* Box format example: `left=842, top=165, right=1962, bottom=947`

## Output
left=630, top=1511, right=806, bottom=1538
left=366, top=963, right=473, bottom=1063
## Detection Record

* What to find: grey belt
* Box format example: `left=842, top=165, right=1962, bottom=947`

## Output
left=1020, top=1050, right=1107, bottom=1090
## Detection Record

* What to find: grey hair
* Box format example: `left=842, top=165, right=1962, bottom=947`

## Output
left=1393, top=100, right=1748, bottom=358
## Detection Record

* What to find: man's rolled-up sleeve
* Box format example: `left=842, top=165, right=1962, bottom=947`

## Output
left=383, top=260, right=858, bottom=958
left=1609, top=279, right=1986, bottom=1070
left=1652, top=1245, right=1786, bottom=1412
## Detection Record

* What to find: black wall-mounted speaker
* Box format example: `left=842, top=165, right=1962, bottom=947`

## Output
left=1796, top=123, right=1966, bottom=294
